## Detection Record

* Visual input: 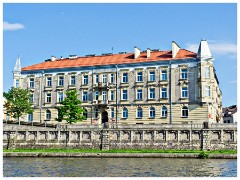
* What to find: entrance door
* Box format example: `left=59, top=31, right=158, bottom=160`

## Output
left=102, top=111, right=108, bottom=124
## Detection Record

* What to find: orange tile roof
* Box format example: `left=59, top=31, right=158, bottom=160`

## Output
left=22, top=49, right=196, bottom=71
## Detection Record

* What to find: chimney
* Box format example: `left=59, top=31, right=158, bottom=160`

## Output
left=147, top=48, right=151, bottom=58
left=172, top=41, right=181, bottom=59
left=134, top=46, right=140, bottom=59
left=51, top=56, right=57, bottom=61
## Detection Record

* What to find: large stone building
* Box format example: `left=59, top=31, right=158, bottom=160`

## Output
left=12, top=40, right=222, bottom=125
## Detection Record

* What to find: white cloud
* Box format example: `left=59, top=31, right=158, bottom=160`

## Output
left=229, top=80, right=237, bottom=84
left=185, top=41, right=237, bottom=57
left=3, top=21, right=25, bottom=31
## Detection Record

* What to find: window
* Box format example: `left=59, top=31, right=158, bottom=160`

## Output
left=102, top=74, right=107, bottom=83
left=181, top=87, right=188, bottom=98
left=137, top=107, right=143, bottom=118
left=58, top=92, right=64, bottom=102
left=70, top=76, right=76, bottom=85
left=181, top=68, right=187, bottom=79
left=29, top=94, right=34, bottom=103
left=58, top=76, right=64, bottom=86
left=122, top=90, right=128, bottom=100
left=149, top=107, right=155, bottom=118
left=149, top=71, right=156, bottom=81
left=198, top=86, right=201, bottom=97
left=16, top=79, right=19, bottom=87
left=111, top=108, right=114, bottom=118
left=161, top=106, right=167, bottom=117
left=122, top=107, right=128, bottom=118
left=83, top=75, right=88, bottom=85
left=110, top=91, right=114, bottom=101
left=94, top=108, right=98, bottom=118
left=110, top=74, right=114, bottom=83
left=136, top=89, right=142, bottom=100
left=29, top=78, right=34, bottom=88
left=82, top=91, right=88, bottom=102
left=204, top=67, right=210, bottom=78
left=95, top=91, right=99, bottom=100
left=28, top=113, right=33, bottom=122
left=149, top=88, right=155, bottom=99
left=46, top=93, right=51, bottom=103
left=182, top=106, right=188, bottom=117
left=205, top=85, right=210, bottom=97
left=46, top=109, right=51, bottom=120
left=96, top=74, right=99, bottom=83
left=198, top=67, right=201, bottom=78
left=161, top=88, right=167, bottom=98
left=122, top=73, right=128, bottom=83
left=161, top=70, right=167, bottom=81
left=102, top=91, right=107, bottom=100
left=47, top=77, right=52, bottom=87
left=137, top=72, right=143, bottom=82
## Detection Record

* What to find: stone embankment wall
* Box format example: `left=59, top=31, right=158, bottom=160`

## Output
left=3, top=123, right=237, bottom=151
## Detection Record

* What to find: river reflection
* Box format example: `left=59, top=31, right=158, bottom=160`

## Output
left=3, top=157, right=237, bottom=177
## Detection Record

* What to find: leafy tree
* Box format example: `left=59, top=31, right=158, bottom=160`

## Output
left=3, top=87, right=34, bottom=123
left=57, top=89, right=86, bottom=124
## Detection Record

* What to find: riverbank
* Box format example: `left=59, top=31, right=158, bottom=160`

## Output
left=3, top=149, right=237, bottom=159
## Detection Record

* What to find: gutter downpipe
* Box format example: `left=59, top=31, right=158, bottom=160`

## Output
left=91, top=67, right=93, bottom=125
left=169, top=60, right=172, bottom=124
left=115, top=65, right=118, bottom=128
left=40, top=70, right=44, bottom=124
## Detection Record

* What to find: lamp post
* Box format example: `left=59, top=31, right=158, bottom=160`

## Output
left=191, top=121, right=193, bottom=150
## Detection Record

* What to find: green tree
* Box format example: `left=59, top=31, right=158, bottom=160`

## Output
left=3, top=87, right=34, bottom=124
left=57, top=89, right=86, bottom=124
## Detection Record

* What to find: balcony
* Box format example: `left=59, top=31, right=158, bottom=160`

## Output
left=93, top=100, right=109, bottom=105
left=93, top=82, right=109, bottom=89
left=68, top=84, right=76, bottom=89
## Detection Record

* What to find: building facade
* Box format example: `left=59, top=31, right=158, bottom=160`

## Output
left=222, top=105, right=237, bottom=123
left=12, top=40, right=222, bottom=125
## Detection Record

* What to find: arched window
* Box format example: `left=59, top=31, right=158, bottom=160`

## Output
left=182, top=106, right=188, bottom=117
left=136, top=107, right=143, bottom=118
left=122, top=107, right=128, bottom=118
left=161, top=106, right=167, bottom=117
left=83, top=108, right=87, bottom=120
left=149, top=107, right=155, bottom=118
left=46, top=109, right=51, bottom=120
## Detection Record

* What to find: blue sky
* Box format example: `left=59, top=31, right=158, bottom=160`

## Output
left=3, top=3, right=237, bottom=107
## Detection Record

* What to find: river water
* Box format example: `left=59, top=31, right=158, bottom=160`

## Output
left=3, top=157, right=237, bottom=177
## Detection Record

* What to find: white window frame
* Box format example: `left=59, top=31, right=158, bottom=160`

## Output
left=161, top=70, right=167, bottom=81
left=122, top=107, right=128, bottom=118
left=110, top=91, right=114, bottom=101
left=83, top=75, right=88, bottom=85
left=205, top=85, right=211, bottom=97
left=102, top=91, right=107, bottom=100
left=95, top=91, right=99, bottom=100
left=46, top=93, right=51, bottom=103
left=181, top=106, right=188, bottom=118
left=47, top=77, right=52, bottom=87
left=46, top=110, right=51, bottom=120
left=161, top=106, right=168, bottom=117
left=95, top=74, right=99, bottom=83
left=122, top=73, right=128, bottom=83
left=102, top=74, right=107, bottom=83
left=110, top=74, right=114, bottom=83
left=181, top=68, right=187, bottom=79
left=149, top=107, right=155, bottom=118
left=82, top=91, right=88, bottom=102
left=94, top=108, right=99, bottom=118
left=29, top=78, right=34, bottom=88
left=181, top=87, right=188, bottom=98
left=161, top=88, right=167, bottom=98
left=111, top=108, right=114, bottom=118
left=122, top=90, right=128, bottom=100
left=149, top=71, right=156, bottom=81
left=149, top=88, right=155, bottom=99
left=16, top=79, right=20, bottom=87
left=70, top=75, right=76, bottom=85
left=204, top=67, right=210, bottom=78
left=136, top=89, right=143, bottom=100
left=58, top=92, right=64, bottom=102
left=58, top=76, right=64, bottom=86
left=137, top=72, right=143, bottom=82
left=136, top=107, right=143, bottom=118
left=29, top=94, right=34, bottom=103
